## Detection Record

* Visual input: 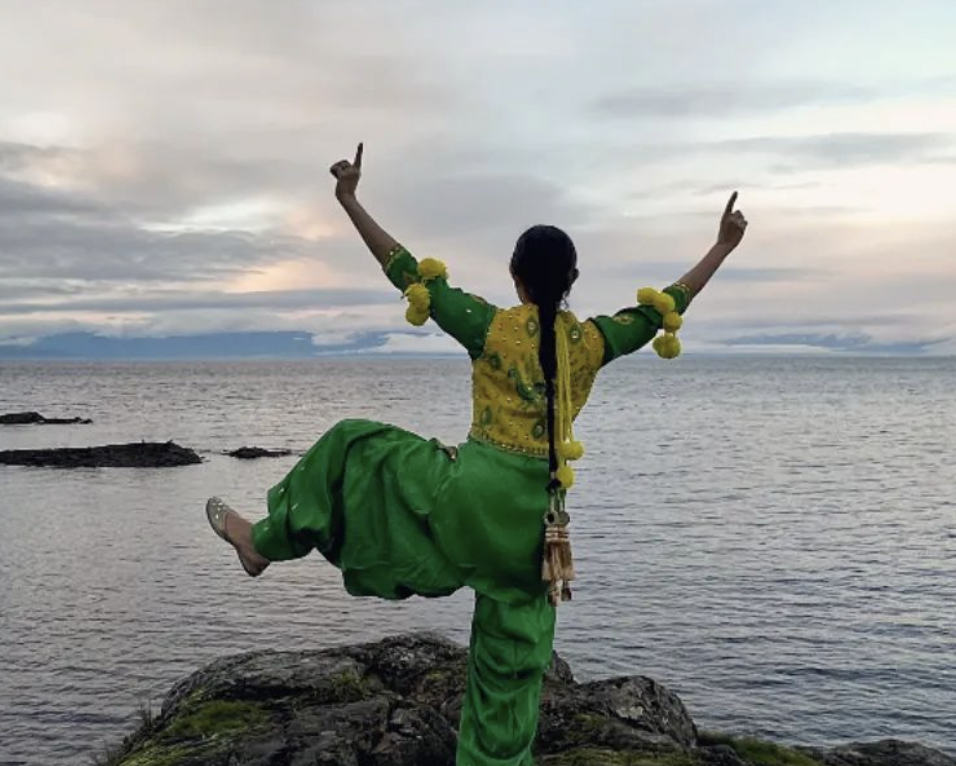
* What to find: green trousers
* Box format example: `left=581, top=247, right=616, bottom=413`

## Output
left=252, top=419, right=556, bottom=766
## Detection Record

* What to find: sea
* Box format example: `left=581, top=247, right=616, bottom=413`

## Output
left=0, top=356, right=954, bottom=765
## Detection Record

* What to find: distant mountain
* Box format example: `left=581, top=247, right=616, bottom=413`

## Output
left=0, top=329, right=947, bottom=360
left=0, top=331, right=402, bottom=360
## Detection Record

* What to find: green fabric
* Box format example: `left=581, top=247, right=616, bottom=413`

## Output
left=385, top=247, right=497, bottom=360
left=252, top=419, right=555, bottom=765
left=591, top=283, right=692, bottom=365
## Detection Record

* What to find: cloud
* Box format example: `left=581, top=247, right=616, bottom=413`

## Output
left=0, top=175, right=101, bottom=217
left=368, top=332, right=462, bottom=356
left=719, top=132, right=955, bottom=168
left=0, top=1, right=954, bottom=355
left=720, top=331, right=946, bottom=355
left=0, top=286, right=394, bottom=315
left=594, top=81, right=875, bottom=118
left=607, top=132, right=956, bottom=171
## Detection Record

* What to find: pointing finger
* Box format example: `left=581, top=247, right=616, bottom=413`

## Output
left=354, top=142, right=364, bottom=169
left=724, top=191, right=738, bottom=218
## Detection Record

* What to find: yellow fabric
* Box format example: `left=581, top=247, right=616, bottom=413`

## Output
left=468, top=304, right=605, bottom=458
left=553, top=318, right=581, bottom=487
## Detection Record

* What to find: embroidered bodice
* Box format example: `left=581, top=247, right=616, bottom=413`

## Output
left=383, top=245, right=690, bottom=458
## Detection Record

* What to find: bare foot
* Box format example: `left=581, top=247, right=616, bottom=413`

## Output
left=206, top=497, right=271, bottom=577
left=223, top=511, right=271, bottom=577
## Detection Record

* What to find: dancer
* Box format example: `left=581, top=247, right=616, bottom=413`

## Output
left=206, top=143, right=747, bottom=765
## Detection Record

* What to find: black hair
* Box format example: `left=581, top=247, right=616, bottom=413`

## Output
left=510, top=225, right=578, bottom=487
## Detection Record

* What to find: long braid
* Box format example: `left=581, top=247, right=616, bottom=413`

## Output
left=510, top=225, right=576, bottom=492
left=511, top=224, right=578, bottom=606
left=537, top=295, right=560, bottom=486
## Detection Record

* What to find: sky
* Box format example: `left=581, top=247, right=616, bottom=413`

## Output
left=0, top=0, right=954, bottom=355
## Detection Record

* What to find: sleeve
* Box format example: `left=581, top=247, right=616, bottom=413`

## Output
left=589, top=283, right=692, bottom=366
left=383, top=245, right=497, bottom=360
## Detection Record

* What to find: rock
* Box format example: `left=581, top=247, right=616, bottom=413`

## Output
left=698, top=744, right=750, bottom=765
left=226, top=446, right=293, bottom=459
left=800, top=739, right=956, bottom=766
left=99, top=633, right=956, bottom=766
left=0, top=441, right=201, bottom=468
left=537, top=674, right=698, bottom=755
left=0, top=410, right=92, bottom=425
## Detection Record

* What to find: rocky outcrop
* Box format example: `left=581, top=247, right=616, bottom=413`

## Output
left=0, top=410, right=92, bottom=424
left=0, top=441, right=201, bottom=468
left=799, top=740, right=956, bottom=766
left=99, top=633, right=955, bottom=766
left=226, top=446, right=293, bottom=459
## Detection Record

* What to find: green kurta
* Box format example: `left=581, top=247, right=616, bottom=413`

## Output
left=251, top=246, right=690, bottom=766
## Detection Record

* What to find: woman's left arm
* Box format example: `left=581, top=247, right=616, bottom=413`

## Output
left=330, top=143, right=399, bottom=267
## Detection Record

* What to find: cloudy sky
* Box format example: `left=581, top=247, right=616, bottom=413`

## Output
left=1, top=0, right=954, bottom=354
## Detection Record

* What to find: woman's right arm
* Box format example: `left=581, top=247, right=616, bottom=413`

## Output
left=331, top=144, right=496, bottom=358
left=330, top=143, right=400, bottom=269
left=591, top=192, right=748, bottom=363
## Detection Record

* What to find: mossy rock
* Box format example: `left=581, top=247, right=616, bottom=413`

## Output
left=700, top=733, right=824, bottom=766
left=539, top=746, right=701, bottom=765
left=162, top=700, right=271, bottom=741
left=116, top=741, right=218, bottom=766
left=112, top=701, right=272, bottom=766
left=326, top=668, right=374, bottom=703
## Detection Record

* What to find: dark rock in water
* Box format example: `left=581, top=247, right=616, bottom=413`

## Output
left=99, top=633, right=956, bottom=766
left=800, top=740, right=956, bottom=766
left=0, top=441, right=201, bottom=468
left=226, top=446, right=293, bottom=459
left=0, top=410, right=92, bottom=425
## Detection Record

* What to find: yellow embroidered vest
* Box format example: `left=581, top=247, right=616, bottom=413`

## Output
left=468, top=304, right=605, bottom=457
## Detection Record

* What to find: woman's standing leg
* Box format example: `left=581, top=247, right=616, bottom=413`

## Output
left=456, top=593, right=556, bottom=766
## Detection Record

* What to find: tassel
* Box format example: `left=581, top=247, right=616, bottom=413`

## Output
left=542, top=492, right=575, bottom=606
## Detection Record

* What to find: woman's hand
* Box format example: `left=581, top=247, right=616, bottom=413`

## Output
left=330, top=143, right=363, bottom=201
left=717, top=191, right=748, bottom=251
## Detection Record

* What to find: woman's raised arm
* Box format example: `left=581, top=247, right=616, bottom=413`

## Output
left=330, top=143, right=399, bottom=268
left=589, top=192, right=748, bottom=364
left=330, top=143, right=497, bottom=358
left=676, top=191, right=748, bottom=302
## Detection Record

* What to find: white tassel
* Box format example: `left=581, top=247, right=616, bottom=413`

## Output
left=542, top=492, right=575, bottom=606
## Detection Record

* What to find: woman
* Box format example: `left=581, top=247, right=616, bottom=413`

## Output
left=206, top=143, right=747, bottom=765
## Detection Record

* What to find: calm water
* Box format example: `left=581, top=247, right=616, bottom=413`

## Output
left=1, top=357, right=955, bottom=765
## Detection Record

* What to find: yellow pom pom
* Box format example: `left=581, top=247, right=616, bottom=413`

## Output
left=404, top=283, right=431, bottom=309
left=653, top=292, right=676, bottom=315
left=663, top=311, right=683, bottom=332
left=659, top=334, right=682, bottom=359
left=637, top=287, right=659, bottom=306
left=418, top=258, right=448, bottom=282
left=652, top=335, right=666, bottom=355
left=559, top=440, right=585, bottom=461
left=556, top=464, right=575, bottom=489
left=405, top=305, right=430, bottom=326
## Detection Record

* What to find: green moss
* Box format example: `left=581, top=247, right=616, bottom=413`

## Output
left=421, top=668, right=451, bottom=685
left=699, top=732, right=823, bottom=766
left=329, top=668, right=372, bottom=702
left=111, top=701, right=270, bottom=765
left=540, top=748, right=700, bottom=765
left=118, top=740, right=214, bottom=766
left=162, top=700, right=270, bottom=740
left=572, top=713, right=607, bottom=729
